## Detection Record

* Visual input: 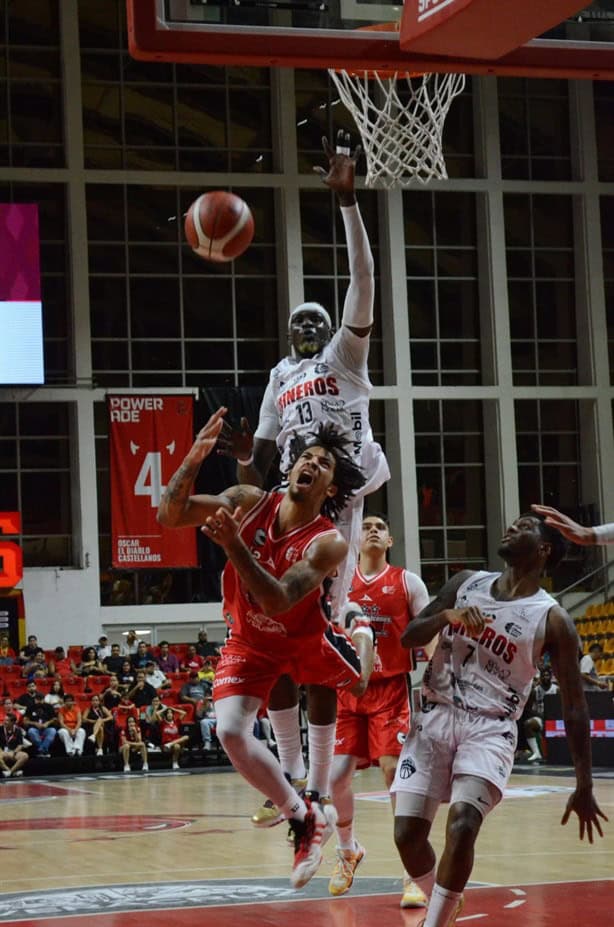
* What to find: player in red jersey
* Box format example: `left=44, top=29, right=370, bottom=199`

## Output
left=157, top=407, right=372, bottom=888
left=328, top=514, right=433, bottom=906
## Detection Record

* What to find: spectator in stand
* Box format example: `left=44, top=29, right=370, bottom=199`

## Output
left=83, top=694, right=113, bottom=756
left=102, top=675, right=123, bottom=711
left=0, top=633, right=15, bottom=666
left=158, top=706, right=189, bottom=770
left=128, top=671, right=157, bottom=715
left=44, top=679, right=65, bottom=709
left=179, top=671, right=211, bottom=719
left=131, top=640, right=155, bottom=670
left=120, top=715, right=149, bottom=773
left=21, top=650, right=51, bottom=680
left=19, top=634, right=43, bottom=665
left=112, top=692, right=140, bottom=732
left=72, top=646, right=105, bottom=678
left=156, top=641, right=180, bottom=675
left=200, top=701, right=217, bottom=753
left=120, top=629, right=140, bottom=657
left=0, top=714, right=29, bottom=777
left=0, top=697, right=24, bottom=725
left=144, top=660, right=171, bottom=692
left=103, top=643, right=124, bottom=676
left=57, top=693, right=86, bottom=756
left=50, top=647, right=71, bottom=676
left=15, top=680, right=39, bottom=714
left=118, top=660, right=136, bottom=690
left=580, top=642, right=609, bottom=692
left=195, top=629, right=220, bottom=659
left=199, top=658, right=216, bottom=686
left=24, top=691, right=57, bottom=757
left=181, top=644, right=205, bottom=674
left=96, top=635, right=112, bottom=661
left=144, top=694, right=167, bottom=749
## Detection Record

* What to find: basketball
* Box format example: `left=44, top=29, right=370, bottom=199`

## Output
left=184, top=191, right=255, bottom=263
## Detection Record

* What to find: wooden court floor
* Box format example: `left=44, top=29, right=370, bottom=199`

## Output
left=0, top=764, right=612, bottom=926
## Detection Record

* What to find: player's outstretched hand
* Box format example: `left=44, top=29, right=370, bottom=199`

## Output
left=313, top=130, right=361, bottom=201
left=531, top=504, right=595, bottom=545
left=186, top=407, right=227, bottom=465
left=216, top=416, right=254, bottom=463
left=561, top=787, right=608, bottom=843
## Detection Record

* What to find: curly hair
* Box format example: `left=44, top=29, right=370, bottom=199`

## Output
left=286, top=423, right=366, bottom=521
left=520, top=511, right=567, bottom=571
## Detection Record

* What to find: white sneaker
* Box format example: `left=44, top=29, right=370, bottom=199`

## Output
left=172, top=761, right=179, bottom=770
left=96, top=748, right=103, bottom=756
left=1, top=770, right=10, bottom=778
left=88, top=734, right=96, bottom=743
left=289, top=798, right=336, bottom=889
left=123, top=765, right=130, bottom=773
left=142, top=764, right=149, bottom=772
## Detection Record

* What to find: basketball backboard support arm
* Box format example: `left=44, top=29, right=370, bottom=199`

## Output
left=127, top=1, right=614, bottom=78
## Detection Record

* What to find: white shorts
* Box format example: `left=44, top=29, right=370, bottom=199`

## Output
left=390, top=702, right=517, bottom=805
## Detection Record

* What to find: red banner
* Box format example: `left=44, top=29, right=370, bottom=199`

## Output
left=109, top=395, right=197, bottom=569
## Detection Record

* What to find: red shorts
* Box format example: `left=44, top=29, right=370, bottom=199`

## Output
left=213, top=624, right=361, bottom=703
left=335, top=673, right=410, bottom=767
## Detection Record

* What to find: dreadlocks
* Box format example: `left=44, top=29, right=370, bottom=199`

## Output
left=286, top=423, right=366, bottom=521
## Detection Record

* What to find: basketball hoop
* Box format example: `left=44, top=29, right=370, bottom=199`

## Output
left=328, top=24, right=466, bottom=188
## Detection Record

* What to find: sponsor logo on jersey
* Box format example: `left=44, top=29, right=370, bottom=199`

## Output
left=315, top=363, right=329, bottom=374
left=214, top=675, right=246, bottom=686
left=396, top=731, right=406, bottom=745
left=504, top=621, right=523, bottom=638
left=320, top=399, right=346, bottom=414
left=218, top=652, right=245, bottom=666
left=285, top=545, right=299, bottom=563
left=382, top=585, right=395, bottom=595
left=360, top=593, right=373, bottom=602
left=277, top=376, right=340, bottom=411
left=254, top=529, right=267, bottom=547
left=246, top=612, right=288, bottom=636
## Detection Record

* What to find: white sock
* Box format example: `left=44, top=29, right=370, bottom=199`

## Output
left=306, top=721, right=336, bottom=797
left=336, top=819, right=355, bottom=851
left=406, top=864, right=436, bottom=898
left=527, top=736, right=540, bottom=755
left=279, top=793, right=307, bottom=822
left=268, top=706, right=306, bottom=780
left=424, top=884, right=463, bottom=927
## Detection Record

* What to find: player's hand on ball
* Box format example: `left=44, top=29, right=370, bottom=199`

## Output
left=216, top=416, right=254, bottom=463
left=186, top=407, right=228, bottom=464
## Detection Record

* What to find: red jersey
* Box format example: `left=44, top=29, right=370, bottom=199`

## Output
left=161, top=720, right=179, bottom=745
left=349, top=564, right=417, bottom=677
left=221, top=491, right=339, bottom=656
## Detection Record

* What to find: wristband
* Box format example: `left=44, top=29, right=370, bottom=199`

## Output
left=237, top=453, right=254, bottom=467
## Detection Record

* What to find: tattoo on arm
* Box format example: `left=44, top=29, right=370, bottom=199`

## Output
left=164, top=460, right=200, bottom=505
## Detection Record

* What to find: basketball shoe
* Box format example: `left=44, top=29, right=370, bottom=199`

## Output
left=289, top=797, right=337, bottom=888
left=251, top=776, right=308, bottom=828
left=328, top=842, right=366, bottom=896
left=416, top=894, right=464, bottom=926
left=400, top=877, right=428, bottom=909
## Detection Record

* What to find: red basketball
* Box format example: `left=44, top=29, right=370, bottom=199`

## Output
left=184, top=191, right=255, bottom=263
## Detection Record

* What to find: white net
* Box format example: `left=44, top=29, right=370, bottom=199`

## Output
left=328, top=70, right=466, bottom=188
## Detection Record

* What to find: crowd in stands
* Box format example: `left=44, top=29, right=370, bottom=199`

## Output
left=0, top=629, right=227, bottom=777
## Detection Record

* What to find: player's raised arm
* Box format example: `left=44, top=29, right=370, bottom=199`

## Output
left=315, top=131, right=374, bottom=342
left=215, top=402, right=279, bottom=489
left=531, top=505, right=598, bottom=545
left=156, top=406, right=263, bottom=528
left=546, top=605, right=608, bottom=843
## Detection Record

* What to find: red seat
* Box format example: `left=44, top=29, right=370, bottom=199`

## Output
left=0, top=665, right=22, bottom=679
left=5, top=681, right=27, bottom=700
left=86, top=675, right=111, bottom=694
left=76, top=693, right=91, bottom=712
left=34, top=677, right=54, bottom=693
left=62, top=675, right=86, bottom=695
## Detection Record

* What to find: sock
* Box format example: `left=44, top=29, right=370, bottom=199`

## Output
left=280, top=793, right=307, bottom=822
left=527, top=736, right=540, bottom=755
left=268, top=706, right=306, bottom=780
left=424, top=884, right=463, bottom=927
left=306, top=721, right=336, bottom=797
left=336, top=818, right=355, bottom=851
left=405, top=864, right=436, bottom=898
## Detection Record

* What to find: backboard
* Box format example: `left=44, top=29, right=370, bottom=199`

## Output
left=127, top=1, right=614, bottom=79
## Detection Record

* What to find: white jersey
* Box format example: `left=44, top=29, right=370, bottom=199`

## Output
left=422, top=571, right=556, bottom=721
left=254, top=326, right=390, bottom=495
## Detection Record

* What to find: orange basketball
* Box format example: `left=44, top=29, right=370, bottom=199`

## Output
left=184, top=190, right=255, bottom=263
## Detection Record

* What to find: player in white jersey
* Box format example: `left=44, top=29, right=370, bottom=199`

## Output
left=217, top=131, right=387, bottom=824
left=392, top=513, right=607, bottom=927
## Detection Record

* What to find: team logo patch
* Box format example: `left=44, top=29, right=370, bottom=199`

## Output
left=398, top=756, right=416, bottom=779
left=315, top=363, right=328, bottom=374
left=254, top=529, right=267, bottom=547
left=504, top=622, right=523, bottom=638
left=396, top=731, right=406, bottom=745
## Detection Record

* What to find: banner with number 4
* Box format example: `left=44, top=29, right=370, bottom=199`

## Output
left=109, top=395, right=197, bottom=569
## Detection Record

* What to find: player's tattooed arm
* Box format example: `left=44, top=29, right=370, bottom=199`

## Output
left=401, top=570, right=476, bottom=648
